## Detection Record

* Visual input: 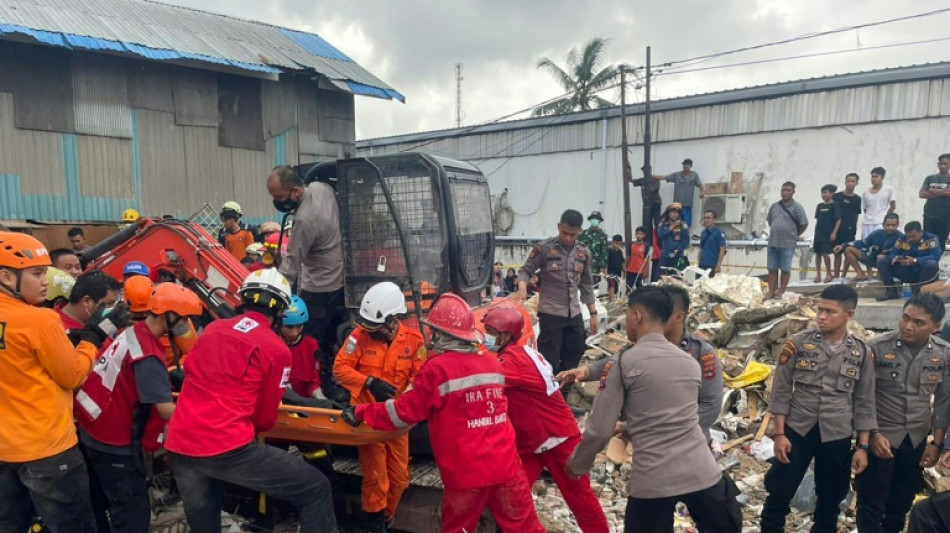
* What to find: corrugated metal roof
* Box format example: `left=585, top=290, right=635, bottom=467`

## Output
left=0, top=0, right=404, bottom=101
left=357, top=61, right=950, bottom=146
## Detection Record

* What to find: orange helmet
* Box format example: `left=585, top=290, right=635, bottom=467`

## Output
left=0, top=232, right=51, bottom=269
left=123, top=275, right=154, bottom=313
left=148, top=283, right=203, bottom=317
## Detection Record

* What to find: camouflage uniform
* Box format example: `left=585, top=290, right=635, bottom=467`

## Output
left=578, top=227, right=609, bottom=276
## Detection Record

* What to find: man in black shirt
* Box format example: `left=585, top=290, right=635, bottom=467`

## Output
left=833, top=173, right=862, bottom=278
left=606, top=235, right=626, bottom=302
left=919, top=153, right=950, bottom=255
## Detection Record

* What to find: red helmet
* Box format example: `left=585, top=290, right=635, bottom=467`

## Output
left=423, top=293, right=482, bottom=343
left=483, top=306, right=524, bottom=338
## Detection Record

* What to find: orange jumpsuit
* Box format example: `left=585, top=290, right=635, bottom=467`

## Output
left=333, top=323, right=426, bottom=517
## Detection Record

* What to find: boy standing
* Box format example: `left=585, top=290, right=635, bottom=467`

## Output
left=833, top=173, right=862, bottom=278
left=606, top=235, right=625, bottom=301
left=862, top=167, right=896, bottom=239
left=698, top=210, right=727, bottom=277
left=814, top=185, right=841, bottom=283
left=625, top=227, right=650, bottom=290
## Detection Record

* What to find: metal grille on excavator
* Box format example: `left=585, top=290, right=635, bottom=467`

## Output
left=187, top=203, right=223, bottom=238
left=448, top=178, right=493, bottom=288
left=339, top=158, right=445, bottom=307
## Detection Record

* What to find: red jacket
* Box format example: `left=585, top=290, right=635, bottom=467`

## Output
left=497, top=344, right=579, bottom=455
left=357, top=350, right=522, bottom=490
left=288, top=335, right=321, bottom=397
left=75, top=321, right=168, bottom=450
left=165, top=312, right=291, bottom=457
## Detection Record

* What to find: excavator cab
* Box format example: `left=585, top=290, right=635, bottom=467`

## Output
left=333, top=153, right=495, bottom=313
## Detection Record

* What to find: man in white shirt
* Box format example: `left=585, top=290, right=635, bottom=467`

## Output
left=861, top=167, right=896, bottom=239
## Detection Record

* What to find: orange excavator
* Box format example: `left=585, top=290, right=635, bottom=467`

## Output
left=81, top=152, right=534, bottom=448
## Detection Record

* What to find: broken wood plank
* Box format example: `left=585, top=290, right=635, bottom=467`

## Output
left=755, top=412, right=773, bottom=441
left=721, top=434, right=754, bottom=451
left=748, top=391, right=759, bottom=422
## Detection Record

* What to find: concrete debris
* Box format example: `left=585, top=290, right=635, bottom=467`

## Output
left=556, top=273, right=884, bottom=532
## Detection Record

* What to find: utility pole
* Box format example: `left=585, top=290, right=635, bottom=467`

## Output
left=643, top=46, right=653, bottom=235
left=454, top=63, right=464, bottom=128
left=620, top=66, right=632, bottom=250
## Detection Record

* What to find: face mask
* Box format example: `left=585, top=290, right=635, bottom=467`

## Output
left=484, top=333, right=497, bottom=351
left=273, top=197, right=299, bottom=213
left=590, top=220, right=600, bottom=228
left=170, top=318, right=191, bottom=338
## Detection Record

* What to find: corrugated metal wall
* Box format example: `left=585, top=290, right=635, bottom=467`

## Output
left=0, top=42, right=354, bottom=224
left=359, top=78, right=950, bottom=160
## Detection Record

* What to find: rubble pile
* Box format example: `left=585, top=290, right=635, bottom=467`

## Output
left=539, top=274, right=884, bottom=532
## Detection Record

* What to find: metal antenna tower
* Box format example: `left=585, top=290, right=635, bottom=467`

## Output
left=454, top=62, right=464, bottom=128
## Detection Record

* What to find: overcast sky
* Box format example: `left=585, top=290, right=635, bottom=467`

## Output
left=167, top=0, right=950, bottom=140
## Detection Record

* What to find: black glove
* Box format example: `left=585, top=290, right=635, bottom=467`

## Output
left=283, top=389, right=340, bottom=409
left=77, top=302, right=133, bottom=348
left=169, top=368, right=185, bottom=392
left=341, top=406, right=361, bottom=427
left=365, top=376, right=396, bottom=402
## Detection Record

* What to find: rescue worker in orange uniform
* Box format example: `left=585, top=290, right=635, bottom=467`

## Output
left=0, top=232, right=129, bottom=533
left=75, top=283, right=203, bottom=533
left=218, top=201, right=257, bottom=261
left=334, top=281, right=426, bottom=532
left=342, top=293, right=546, bottom=533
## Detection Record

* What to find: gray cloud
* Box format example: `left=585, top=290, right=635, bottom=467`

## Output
left=163, top=0, right=950, bottom=139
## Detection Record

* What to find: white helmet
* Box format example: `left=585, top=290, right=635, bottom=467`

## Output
left=358, top=282, right=408, bottom=326
left=240, top=268, right=292, bottom=310
left=221, top=201, right=242, bottom=215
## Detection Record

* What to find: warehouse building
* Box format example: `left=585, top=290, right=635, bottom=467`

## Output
left=0, top=0, right=401, bottom=229
left=357, top=62, right=950, bottom=248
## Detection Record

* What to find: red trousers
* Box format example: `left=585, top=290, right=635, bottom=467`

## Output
left=440, top=469, right=546, bottom=533
left=521, top=434, right=609, bottom=533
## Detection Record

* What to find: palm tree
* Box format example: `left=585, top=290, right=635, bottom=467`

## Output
left=534, top=38, right=619, bottom=116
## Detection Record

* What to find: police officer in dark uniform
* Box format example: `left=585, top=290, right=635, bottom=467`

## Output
left=857, top=294, right=950, bottom=533
left=556, top=285, right=723, bottom=439
left=516, top=209, right=598, bottom=375
left=763, top=284, right=876, bottom=533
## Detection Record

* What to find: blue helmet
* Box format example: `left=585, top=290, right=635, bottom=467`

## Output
left=282, top=296, right=309, bottom=326
left=123, top=261, right=150, bottom=278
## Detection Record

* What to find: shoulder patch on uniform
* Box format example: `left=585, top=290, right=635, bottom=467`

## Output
left=701, top=352, right=717, bottom=380
left=529, top=245, right=542, bottom=259
left=345, top=337, right=357, bottom=355
left=233, top=317, right=259, bottom=333
left=598, top=361, right=613, bottom=391
left=416, top=345, right=427, bottom=360
left=779, top=340, right=795, bottom=365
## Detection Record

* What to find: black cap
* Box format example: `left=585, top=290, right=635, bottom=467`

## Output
left=588, top=210, right=604, bottom=222
left=682, top=158, right=693, bottom=165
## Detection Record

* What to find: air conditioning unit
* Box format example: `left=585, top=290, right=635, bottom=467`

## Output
left=702, top=194, right=746, bottom=224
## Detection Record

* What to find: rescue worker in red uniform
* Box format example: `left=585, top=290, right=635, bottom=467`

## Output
left=484, top=307, right=609, bottom=533
left=333, top=282, right=426, bottom=532
left=342, top=293, right=546, bottom=533
left=75, top=283, right=203, bottom=533
left=164, top=268, right=336, bottom=533
left=281, top=295, right=325, bottom=405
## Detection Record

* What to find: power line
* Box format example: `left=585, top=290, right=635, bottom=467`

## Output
left=661, top=35, right=950, bottom=75
left=662, top=7, right=950, bottom=68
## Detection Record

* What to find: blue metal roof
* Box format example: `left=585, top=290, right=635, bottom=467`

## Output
left=0, top=0, right=403, bottom=101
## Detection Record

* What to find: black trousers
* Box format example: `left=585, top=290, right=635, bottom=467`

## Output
left=625, top=272, right=645, bottom=292
left=537, top=312, right=587, bottom=373
left=624, top=473, right=742, bottom=533
left=761, top=425, right=852, bottom=533
left=0, top=446, right=96, bottom=533
left=170, top=440, right=336, bottom=533
left=643, top=201, right=662, bottom=241
left=300, top=287, right=348, bottom=402
left=909, top=490, right=950, bottom=532
left=924, top=214, right=950, bottom=255
left=856, top=435, right=926, bottom=533
left=82, top=445, right=151, bottom=533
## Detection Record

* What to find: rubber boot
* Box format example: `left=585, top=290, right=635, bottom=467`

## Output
left=365, top=511, right=389, bottom=533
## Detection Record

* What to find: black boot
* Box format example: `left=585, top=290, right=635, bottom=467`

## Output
left=876, top=288, right=901, bottom=301
left=365, top=511, right=389, bottom=533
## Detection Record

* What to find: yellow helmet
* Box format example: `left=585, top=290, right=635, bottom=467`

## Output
left=46, top=267, right=75, bottom=302
left=668, top=202, right=683, bottom=211
left=121, top=208, right=140, bottom=223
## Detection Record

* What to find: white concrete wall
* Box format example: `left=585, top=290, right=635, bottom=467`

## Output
left=482, top=116, right=949, bottom=241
